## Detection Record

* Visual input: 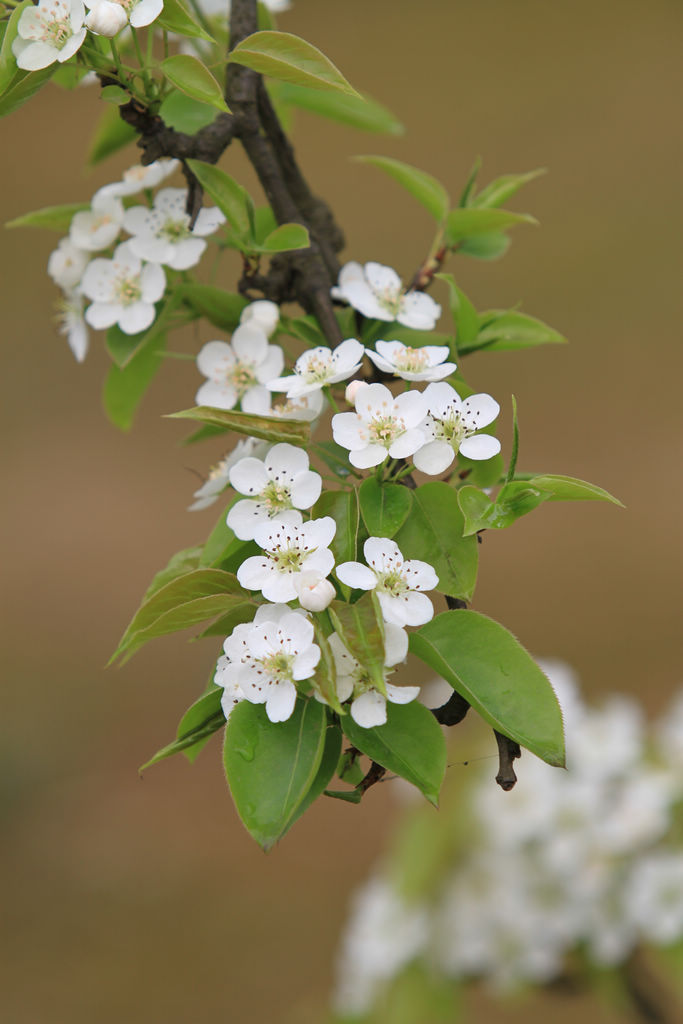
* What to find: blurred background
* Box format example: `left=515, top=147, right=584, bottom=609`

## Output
left=1, top=0, right=681, bottom=1020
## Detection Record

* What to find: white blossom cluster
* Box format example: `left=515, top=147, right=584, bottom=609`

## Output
left=333, top=664, right=683, bottom=1016
left=47, top=159, right=229, bottom=360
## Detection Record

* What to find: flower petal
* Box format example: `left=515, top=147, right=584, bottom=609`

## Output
left=336, top=561, right=377, bottom=590
left=351, top=690, right=387, bottom=728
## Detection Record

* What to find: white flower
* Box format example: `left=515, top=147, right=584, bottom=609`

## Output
left=332, top=261, right=441, bottom=330
left=84, top=0, right=163, bottom=30
left=93, top=160, right=179, bottom=203
left=84, top=0, right=127, bottom=35
left=345, top=379, right=368, bottom=404
left=268, top=338, right=364, bottom=398
left=81, top=242, right=165, bottom=335
left=220, top=604, right=319, bottom=723
left=47, top=237, right=90, bottom=291
left=12, top=0, right=86, bottom=71
left=123, top=188, right=225, bottom=270
left=326, top=625, right=417, bottom=728
left=55, top=291, right=89, bottom=362
left=69, top=194, right=124, bottom=253
left=332, top=381, right=427, bottom=469
left=195, top=326, right=284, bottom=413
left=336, top=537, right=438, bottom=627
left=366, top=340, right=456, bottom=382
left=240, top=300, right=280, bottom=338
left=270, top=390, right=325, bottom=422
left=227, top=442, right=322, bottom=540
left=292, top=574, right=335, bottom=611
left=626, top=853, right=683, bottom=945
left=237, top=517, right=336, bottom=603
left=188, top=438, right=267, bottom=511
left=413, top=381, right=501, bottom=475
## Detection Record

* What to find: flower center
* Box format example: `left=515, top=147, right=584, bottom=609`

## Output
left=268, top=540, right=309, bottom=574
left=227, top=361, right=257, bottom=397
left=377, top=567, right=408, bottom=597
left=40, top=14, right=73, bottom=48
left=394, top=346, right=428, bottom=372
left=115, top=274, right=142, bottom=305
left=260, top=650, right=294, bottom=683
left=372, top=284, right=402, bottom=316
left=301, top=353, right=333, bottom=384
left=434, top=409, right=467, bottom=448
left=159, top=217, right=190, bottom=243
left=260, top=479, right=292, bottom=513
left=368, top=413, right=404, bottom=448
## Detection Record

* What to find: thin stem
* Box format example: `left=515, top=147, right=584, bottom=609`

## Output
left=323, top=386, right=340, bottom=413
left=130, top=27, right=152, bottom=92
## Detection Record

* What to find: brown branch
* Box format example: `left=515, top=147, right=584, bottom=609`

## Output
left=494, top=730, right=521, bottom=791
left=357, top=760, right=387, bottom=795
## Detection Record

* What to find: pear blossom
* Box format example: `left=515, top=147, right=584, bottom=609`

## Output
left=325, top=625, right=417, bottom=728
left=123, top=188, right=225, bottom=270
left=47, top=237, right=89, bottom=291
left=195, top=326, right=284, bottom=413
left=292, top=573, right=336, bottom=612
left=366, top=340, right=456, bottom=382
left=216, top=604, right=317, bottom=724
left=336, top=537, right=438, bottom=627
left=270, top=390, right=325, bottom=422
left=237, top=517, right=336, bottom=603
left=92, top=160, right=179, bottom=202
left=84, top=0, right=163, bottom=30
left=55, top=291, right=89, bottom=362
left=240, top=300, right=280, bottom=338
left=227, top=442, right=322, bottom=540
left=12, top=0, right=87, bottom=71
left=268, top=338, right=364, bottom=398
left=84, top=0, right=127, bottom=35
left=69, top=194, right=124, bottom=253
left=81, top=242, right=165, bottom=335
left=188, top=438, right=267, bottom=511
left=413, top=381, right=501, bottom=475
left=332, top=382, right=427, bottom=469
left=332, top=261, right=441, bottom=330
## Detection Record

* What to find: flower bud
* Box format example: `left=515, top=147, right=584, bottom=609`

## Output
left=293, top=574, right=335, bottom=612
left=240, top=300, right=280, bottom=338
left=47, top=238, right=89, bottom=290
left=345, top=379, right=368, bottom=405
left=85, top=1, right=128, bottom=38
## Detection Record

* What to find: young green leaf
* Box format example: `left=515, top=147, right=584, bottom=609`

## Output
left=458, top=156, right=481, bottom=207
left=444, top=208, right=536, bottom=247
left=355, top=155, right=450, bottom=222
left=256, top=222, right=310, bottom=252
left=195, top=602, right=255, bottom=638
left=0, top=66, right=56, bottom=119
left=527, top=474, right=624, bottom=506
left=458, top=232, right=511, bottom=261
left=410, top=610, right=566, bottom=767
left=224, top=697, right=328, bottom=850
left=161, top=55, right=230, bottom=113
left=472, top=168, right=546, bottom=209
left=170, top=406, right=311, bottom=446
left=311, top=621, right=344, bottom=715
left=434, top=273, right=478, bottom=355
left=103, top=330, right=167, bottom=432
left=474, top=310, right=567, bottom=352
left=140, top=545, right=204, bottom=604
left=178, top=283, right=247, bottom=331
left=87, top=105, right=137, bottom=166
left=140, top=688, right=225, bottom=771
left=313, top=440, right=355, bottom=478
left=329, top=592, right=387, bottom=696
left=457, top=481, right=551, bottom=535
left=185, top=159, right=252, bottom=239
left=359, top=478, right=413, bottom=539
left=6, top=201, right=89, bottom=232
left=277, top=81, right=403, bottom=135
left=394, top=481, right=479, bottom=602
left=0, top=0, right=32, bottom=93
left=159, top=89, right=218, bottom=133
left=157, top=0, right=216, bottom=42
left=229, top=30, right=360, bottom=98
left=342, top=701, right=447, bottom=806
left=314, top=488, right=359, bottom=567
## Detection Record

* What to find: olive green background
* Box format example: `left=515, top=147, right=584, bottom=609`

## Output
left=1, top=1, right=681, bottom=1020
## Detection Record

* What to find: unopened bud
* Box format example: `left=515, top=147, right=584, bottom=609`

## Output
left=85, top=1, right=128, bottom=38
left=240, top=300, right=280, bottom=338
left=293, top=574, right=335, bottom=612
left=345, top=379, right=368, bottom=405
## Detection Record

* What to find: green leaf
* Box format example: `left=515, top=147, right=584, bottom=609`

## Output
left=457, top=481, right=551, bottom=535
left=473, top=310, right=566, bottom=352
left=342, top=701, right=447, bottom=806
left=311, top=622, right=344, bottom=715
left=161, top=55, right=230, bottom=113
left=355, top=155, right=449, bottom=222
left=458, top=232, right=511, bottom=261
left=6, top=201, right=88, bottom=232
left=313, top=440, right=354, bottom=479
left=140, top=545, right=203, bottom=603
left=185, top=159, right=252, bottom=239
left=506, top=393, right=519, bottom=484
left=0, top=0, right=31, bottom=93
left=457, top=451, right=504, bottom=489
left=178, top=283, right=246, bottom=330
left=195, top=602, right=254, bottom=638
left=394, top=481, right=479, bottom=602
left=198, top=500, right=240, bottom=567
left=0, top=65, right=55, bottom=119
left=410, top=610, right=566, bottom=767
left=255, top=222, right=310, bottom=252
left=434, top=274, right=478, bottom=356
left=170, top=405, right=311, bottom=446
left=111, top=568, right=245, bottom=663
left=224, top=697, right=328, bottom=850
left=458, top=156, right=481, bottom=207
left=280, top=314, right=326, bottom=347
left=229, top=30, right=360, bottom=99
left=472, top=168, right=546, bottom=209
left=527, top=474, right=624, bottom=506
left=444, top=208, right=536, bottom=247
left=87, top=105, right=137, bottom=166
left=157, top=0, right=216, bottom=42
left=140, top=689, right=225, bottom=771
left=284, top=722, right=342, bottom=827
left=277, top=81, right=403, bottom=135
left=359, top=478, right=413, bottom=539
left=100, top=85, right=129, bottom=105
left=103, top=330, right=167, bottom=431
left=314, top=488, right=359, bottom=567
left=329, top=592, right=387, bottom=696
left=159, top=89, right=218, bottom=133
